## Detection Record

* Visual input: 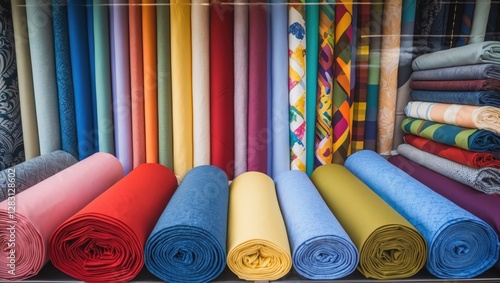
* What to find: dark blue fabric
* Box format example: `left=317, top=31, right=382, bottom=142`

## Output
left=345, top=150, right=500, bottom=279
left=53, top=0, right=78, bottom=159
left=456, top=0, right=474, bottom=46
left=68, top=0, right=95, bottom=160
left=0, top=1, right=24, bottom=170
left=274, top=170, right=358, bottom=280
left=86, top=0, right=99, bottom=151
left=145, top=165, right=228, bottom=283
left=410, top=90, right=500, bottom=108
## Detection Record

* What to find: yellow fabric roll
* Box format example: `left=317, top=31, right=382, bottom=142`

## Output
left=170, top=0, right=193, bottom=179
left=227, top=172, right=292, bottom=280
left=310, top=164, right=427, bottom=279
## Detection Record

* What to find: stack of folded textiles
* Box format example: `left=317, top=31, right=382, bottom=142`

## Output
left=400, top=41, right=500, bottom=196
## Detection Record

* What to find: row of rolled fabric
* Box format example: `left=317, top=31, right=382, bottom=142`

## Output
left=1, top=149, right=500, bottom=282
left=400, top=41, right=500, bottom=196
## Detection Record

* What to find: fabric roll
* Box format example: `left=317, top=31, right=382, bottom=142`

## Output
left=11, top=0, right=39, bottom=161
left=142, top=0, right=158, bottom=163
left=191, top=0, right=210, bottom=167
left=266, top=4, right=272, bottom=176
left=397, top=144, right=500, bottom=195
left=275, top=170, right=358, bottom=280
left=110, top=0, right=132, bottom=174
left=129, top=0, right=146, bottom=168
left=50, top=163, right=177, bottom=282
left=0, top=153, right=123, bottom=281
left=405, top=101, right=500, bottom=134
left=485, top=1, right=499, bottom=41
left=93, top=1, right=114, bottom=154
left=456, top=0, right=474, bottom=46
left=271, top=0, right=289, bottom=178
left=389, top=154, right=500, bottom=239
left=412, top=41, right=500, bottom=71
left=234, top=0, right=248, bottom=176
left=410, top=79, right=500, bottom=91
left=288, top=0, right=307, bottom=172
left=26, top=0, right=61, bottom=155
left=401, top=117, right=500, bottom=154
left=145, top=166, right=228, bottom=283
left=67, top=0, right=95, bottom=160
left=0, top=150, right=77, bottom=201
left=247, top=0, right=268, bottom=173
left=171, top=0, right=193, bottom=178
left=310, top=164, right=426, bottom=279
left=305, top=0, right=318, bottom=174
left=376, top=0, right=402, bottom=155
left=87, top=0, right=98, bottom=151
left=405, top=134, right=500, bottom=169
left=227, top=172, right=292, bottom=280
left=364, top=0, right=383, bottom=151
left=410, top=90, right=500, bottom=108
left=52, top=0, right=78, bottom=159
left=469, top=0, right=491, bottom=44
left=157, top=0, right=174, bottom=169
left=210, top=0, right=234, bottom=178
left=413, top=0, right=445, bottom=54
left=443, top=0, right=464, bottom=48
left=411, top=64, right=500, bottom=81
left=345, top=150, right=499, bottom=278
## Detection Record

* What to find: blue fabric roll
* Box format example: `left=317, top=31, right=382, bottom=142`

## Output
left=145, top=165, right=228, bottom=283
left=410, top=90, right=500, bottom=108
left=86, top=0, right=99, bottom=152
left=68, top=0, right=95, bottom=160
left=411, top=64, right=500, bottom=81
left=345, top=150, right=500, bottom=279
left=53, top=0, right=78, bottom=159
left=274, top=170, right=358, bottom=280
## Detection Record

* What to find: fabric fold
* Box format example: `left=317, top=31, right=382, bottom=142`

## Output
left=310, top=164, right=427, bottom=279
left=410, top=79, right=500, bottom=91
left=410, top=89, right=500, bottom=108
left=411, top=64, right=500, bottom=81
left=227, top=172, right=292, bottom=280
left=345, top=150, right=500, bottom=278
left=0, top=153, right=123, bottom=281
left=275, top=170, right=358, bottom=280
left=145, top=166, right=228, bottom=283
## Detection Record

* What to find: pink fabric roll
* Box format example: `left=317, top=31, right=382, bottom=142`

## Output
left=0, top=153, right=123, bottom=280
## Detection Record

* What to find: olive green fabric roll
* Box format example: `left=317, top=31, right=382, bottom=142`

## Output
left=310, top=164, right=427, bottom=279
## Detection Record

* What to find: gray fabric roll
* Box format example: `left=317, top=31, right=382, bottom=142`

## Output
left=397, top=144, right=500, bottom=195
left=411, top=64, right=500, bottom=81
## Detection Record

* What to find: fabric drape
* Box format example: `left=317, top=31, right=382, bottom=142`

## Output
left=87, top=0, right=99, bottom=151
left=145, top=166, right=228, bottom=283
left=469, top=0, right=491, bottom=44
left=456, top=0, right=474, bottom=46
left=345, top=150, right=499, bottom=278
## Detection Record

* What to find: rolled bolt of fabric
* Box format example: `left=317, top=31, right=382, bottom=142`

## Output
left=345, top=150, right=500, bottom=278
left=310, top=164, right=427, bottom=279
left=274, top=170, right=358, bottom=280
left=0, top=150, right=77, bottom=201
left=144, top=165, right=228, bottom=283
left=0, top=152, right=123, bottom=281
left=227, top=172, right=292, bottom=280
left=410, top=64, right=500, bottom=81
left=49, top=163, right=177, bottom=282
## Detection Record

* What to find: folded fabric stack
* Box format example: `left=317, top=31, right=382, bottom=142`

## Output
left=401, top=41, right=500, bottom=196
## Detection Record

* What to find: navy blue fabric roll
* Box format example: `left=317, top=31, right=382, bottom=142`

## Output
left=68, top=0, right=95, bottom=160
left=274, top=170, right=358, bottom=280
left=53, top=0, right=78, bottom=159
left=86, top=0, right=99, bottom=151
left=411, top=64, right=500, bottom=81
left=345, top=150, right=500, bottom=279
left=145, top=165, right=228, bottom=283
left=410, top=90, right=500, bottom=108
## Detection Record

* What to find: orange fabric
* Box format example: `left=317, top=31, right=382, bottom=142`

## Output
left=143, top=0, right=158, bottom=163
left=49, top=163, right=178, bottom=282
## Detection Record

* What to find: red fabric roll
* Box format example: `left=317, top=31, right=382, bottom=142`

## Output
left=404, top=134, right=500, bottom=169
left=410, top=79, right=500, bottom=91
left=247, top=0, right=268, bottom=173
left=210, top=0, right=235, bottom=179
left=49, top=163, right=178, bottom=282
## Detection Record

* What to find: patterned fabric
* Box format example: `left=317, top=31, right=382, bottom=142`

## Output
left=397, top=144, right=500, bottom=195
left=331, top=0, right=352, bottom=164
left=410, top=79, right=500, bottom=91
left=413, top=0, right=443, bottom=54
left=0, top=1, right=24, bottom=170
left=456, top=0, right=474, bottom=46
left=289, top=0, right=306, bottom=172
left=410, top=90, right=500, bottom=108
left=314, top=0, right=335, bottom=166
left=401, top=117, right=500, bottom=155
left=351, top=0, right=370, bottom=153
left=443, top=0, right=464, bottom=48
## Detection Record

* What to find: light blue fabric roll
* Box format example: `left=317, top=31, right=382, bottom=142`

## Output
left=145, top=165, right=228, bottom=283
left=26, top=0, right=61, bottom=155
left=271, top=0, right=290, bottom=178
left=345, top=150, right=500, bottom=279
left=275, top=170, right=358, bottom=280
